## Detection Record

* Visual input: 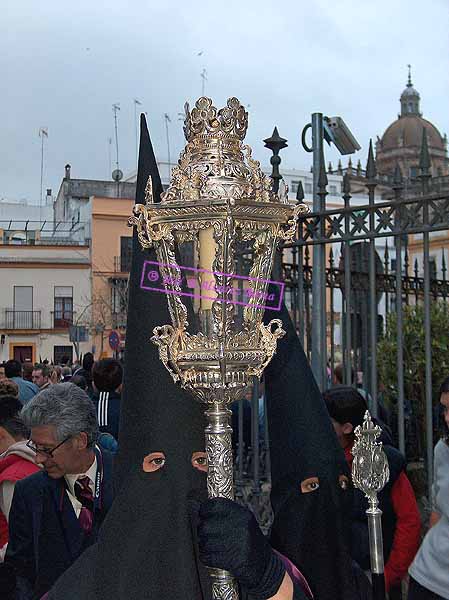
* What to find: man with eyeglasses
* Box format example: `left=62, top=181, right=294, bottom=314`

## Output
left=2, top=383, right=114, bottom=600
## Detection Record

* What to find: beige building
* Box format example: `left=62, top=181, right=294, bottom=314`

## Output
left=90, top=196, right=134, bottom=358
left=53, top=164, right=137, bottom=359
left=0, top=222, right=91, bottom=364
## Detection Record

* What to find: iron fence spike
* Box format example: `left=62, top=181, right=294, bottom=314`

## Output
left=366, top=139, right=377, bottom=181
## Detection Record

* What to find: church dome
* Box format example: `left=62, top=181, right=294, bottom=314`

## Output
left=376, top=68, right=449, bottom=179
left=381, top=115, right=445, bottom=151
left=380, top=69, right=445, bottom=151
left=401, top=84, right=419, bottom=98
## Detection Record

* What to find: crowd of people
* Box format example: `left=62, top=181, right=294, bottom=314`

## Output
left=0, top=354, right=123, bottom=599
left=0, top=353, right=447, bottom=599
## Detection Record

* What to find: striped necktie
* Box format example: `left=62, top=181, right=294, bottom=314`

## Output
left=74, top=476, right=93, bottom=534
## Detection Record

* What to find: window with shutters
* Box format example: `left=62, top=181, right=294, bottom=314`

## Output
left=120, top=237, right=133, bottom=272
left=54, top=286, right=73, bottom=328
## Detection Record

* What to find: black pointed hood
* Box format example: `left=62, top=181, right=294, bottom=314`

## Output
left=49, top=115, right=210, bottom=600
left=114, top=114, right=204, bottom=488
left=263, top=302, right=359, bottom=600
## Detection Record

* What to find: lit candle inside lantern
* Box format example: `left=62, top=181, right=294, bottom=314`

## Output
left=199, top=227, right=217, bottom=310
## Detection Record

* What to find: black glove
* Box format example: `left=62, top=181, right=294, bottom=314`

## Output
left=0, top=562, right=16, bottom=599
left=197, top=497, right=285, bottom=600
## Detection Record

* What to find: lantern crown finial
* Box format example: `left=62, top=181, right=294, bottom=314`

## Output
left=183, top=97, right=248, bottom=142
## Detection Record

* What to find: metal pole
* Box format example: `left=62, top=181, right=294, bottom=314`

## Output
left=329, top=249, right=336, bottom=379
left=39, top=135, right=44, bottom=223
left=40, top=132, right=44, bottom=221
left=365, top=142, right=379, bottom=412
left=135, top=101, right=138, bottom=166
left=298, top=246, right=305, bottom=346
left=321, top=241, right=328, bottom=388
left=292, top=247, right=298, bottom=326
left=108, top=138, right=112, bottom=178
left=343, top=180, right=353, bottom=386
left=112, top=104, right=120, bottom=171
left=419, top=138, right=434, bottom=495
left=39, top=127, right=47, bottom=223
left=164, top=114, right=172, bottom=173
left=311, top=113, right=325, bottom=390
left=423, top=213, right=433, bottom=497
left=205, top=403, right=239, bottom=599
left=251, top=377, right=260, bottom=493
left=395, top=232, right=405, bottom=455
left=134, top=99, right=142, bottom=166
left=201, top=69, right=207, bottom=96
left=368, top=198, right=378, bottom=417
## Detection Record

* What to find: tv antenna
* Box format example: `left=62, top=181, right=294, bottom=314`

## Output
left=107, top=137, right=112, bottom=179
left=112, top=103, right=121, bottom=177
left=39, top=127, right=48, bottom=223
left=134, top=98, right=142, bottom=165
left=201, top=68, right=207, bottom=96
left=164, top=113, right=172, bottom=174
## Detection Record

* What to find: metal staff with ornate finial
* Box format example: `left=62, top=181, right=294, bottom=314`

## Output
left=130, top=96, right=308, bottom=600
left=352, top=410, right=390, bottom=600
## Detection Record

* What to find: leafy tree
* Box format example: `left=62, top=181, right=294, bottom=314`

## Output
left=377, top=301, right=449, bottom=457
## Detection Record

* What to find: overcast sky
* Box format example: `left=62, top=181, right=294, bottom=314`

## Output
left=1, top=0, right=448, bottom=203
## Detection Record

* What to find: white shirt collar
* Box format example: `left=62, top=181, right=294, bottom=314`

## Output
left=64, top=455, right=97, bottom=497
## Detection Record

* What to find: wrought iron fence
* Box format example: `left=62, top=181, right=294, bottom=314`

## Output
left=233, top=163, right=449, bottom=513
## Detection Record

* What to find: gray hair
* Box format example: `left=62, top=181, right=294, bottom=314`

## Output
left=61, top=366, right=72, bottom=377
left=21, top=383, right=99, bottom=447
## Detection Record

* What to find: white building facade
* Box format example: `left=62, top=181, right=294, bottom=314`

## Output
left=0, top=223, right=92, bottom=365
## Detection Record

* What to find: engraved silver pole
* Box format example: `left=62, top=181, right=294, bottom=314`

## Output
left=352, top=411, right=389, bottom=600
left=205, top=403, right=239, bottom=600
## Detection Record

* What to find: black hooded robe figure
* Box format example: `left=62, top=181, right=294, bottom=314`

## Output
left=48, top=115, right=212, bottom=599
left=263, top=302, right=372, bottom=600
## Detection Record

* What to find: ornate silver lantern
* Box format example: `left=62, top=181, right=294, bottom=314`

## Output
left=130, top=96, right=307, bottom=599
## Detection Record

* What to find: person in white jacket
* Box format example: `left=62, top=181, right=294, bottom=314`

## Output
left=408, top=376, right=449, bottom=600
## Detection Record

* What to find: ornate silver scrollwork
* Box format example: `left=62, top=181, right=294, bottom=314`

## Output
left=352, top=410, right=389, bottom=577
left=352, top=410, right=389, bottom=501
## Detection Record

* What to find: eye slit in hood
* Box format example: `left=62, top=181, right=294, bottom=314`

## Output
left=142, top=451, right=166, bottom=472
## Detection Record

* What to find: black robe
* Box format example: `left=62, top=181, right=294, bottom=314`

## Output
left=263, top=301, right=371, bottom=600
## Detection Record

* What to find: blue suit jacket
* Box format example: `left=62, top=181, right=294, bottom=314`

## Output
left=5, top=447, right=113, bottom=600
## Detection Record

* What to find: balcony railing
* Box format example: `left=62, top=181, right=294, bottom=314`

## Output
left=113, top=255, right=131, bottom=273
left=51, top=310, right=76, bottom=329
left=5, top=310, right=41, bottom=329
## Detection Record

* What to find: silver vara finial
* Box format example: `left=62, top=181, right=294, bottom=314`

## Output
left=352, top=410, right=389, bottom=502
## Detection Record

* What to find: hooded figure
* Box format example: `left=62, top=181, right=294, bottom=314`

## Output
left=263, top=302, right=371, bottom=600
left=48, top=115, right=212, bottom=599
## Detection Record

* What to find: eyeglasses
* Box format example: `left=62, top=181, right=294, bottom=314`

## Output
left=26, top=435, right=72, bottom=458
